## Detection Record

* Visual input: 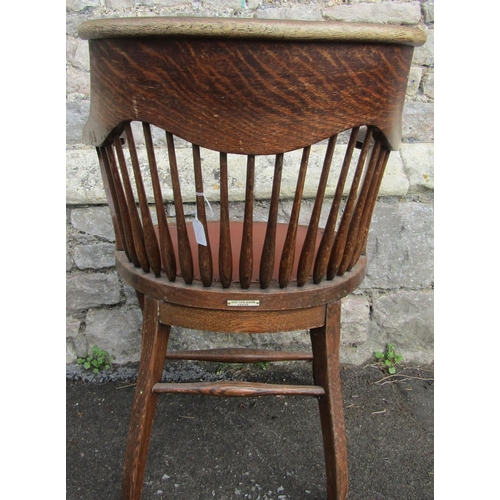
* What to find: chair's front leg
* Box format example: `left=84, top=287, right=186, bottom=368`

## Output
left=310, top=301, right=348, bottom=500
left=122, top=295, right=170, bottom=500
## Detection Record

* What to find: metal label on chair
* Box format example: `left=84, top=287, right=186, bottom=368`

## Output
left=227, top=300, right=260, bottom=307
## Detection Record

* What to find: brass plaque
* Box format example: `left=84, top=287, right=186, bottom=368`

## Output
left=227, top=300, right=260, bottom=307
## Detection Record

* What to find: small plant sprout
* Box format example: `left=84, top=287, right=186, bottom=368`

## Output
left=77, top=346, right=112, bottom=373
left=255, top=361, right=270, bottom=370
left=375, top=343, right=403, bottom=374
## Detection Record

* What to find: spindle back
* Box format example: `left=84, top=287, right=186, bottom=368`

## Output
left=80, top=17, right=426, bottom=290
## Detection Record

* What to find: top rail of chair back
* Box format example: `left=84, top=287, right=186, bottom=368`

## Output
left=79, top=17, right=426, bottom=153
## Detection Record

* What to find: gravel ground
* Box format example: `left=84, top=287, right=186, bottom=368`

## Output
left=67, top=362, right=433, bottom=499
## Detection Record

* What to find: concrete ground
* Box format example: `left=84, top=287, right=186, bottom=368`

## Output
left=66, top=362, right=433, bottom=500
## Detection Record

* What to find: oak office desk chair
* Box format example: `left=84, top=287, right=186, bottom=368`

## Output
left=78, top=17, right=426, bottom=499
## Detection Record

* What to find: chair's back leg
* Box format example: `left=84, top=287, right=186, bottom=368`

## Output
left=122, top=295, right=170, bottom=500
left=310, top=301, right=348, bottom=500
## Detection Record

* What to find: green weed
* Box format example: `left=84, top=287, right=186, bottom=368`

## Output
left=375, top=343, right=403, bottom=374
left=77, top=346, right=112, bottom=373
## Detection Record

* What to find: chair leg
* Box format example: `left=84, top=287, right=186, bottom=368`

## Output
left=310, top=301, right=348, bottom=500
left=122, top=295, right=170, bottom=500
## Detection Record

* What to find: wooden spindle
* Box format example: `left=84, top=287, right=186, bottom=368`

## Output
left=349, top=148, right=390, bottom=270
left=193, top=144, right=213, bottom=287
left=327, top=127, right=374, bottom=280
left=219, top=152, right=232, bottom=288
left=113, top=136, right=150, bottom=273
left=297, top=135, right=337, bottom=286
left=124, top=122, right=162, bottom=276
left=259, top=153, right=284, bottom=289
left=279, top=146, right=310, bottom=288
left=166, top=132, right=194, bottom=285
left=313, top=128, right=359, bottom=284
left=96, top=147, right=124, bottom=251
left=338, top=139, right=382, bottom=276
left=239, top=155, right=255, bottom=289
left=103, top=144, right=138, bottom=266
left=142, top=123, right=177, bottom=281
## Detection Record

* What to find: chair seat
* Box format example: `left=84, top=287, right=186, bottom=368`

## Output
left=115, top=246, right=367, bottom=315
left=162, top=220, right=324, bottom=284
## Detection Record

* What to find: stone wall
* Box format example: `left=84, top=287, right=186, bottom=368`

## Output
left=66, top=0, right=434, bottom=368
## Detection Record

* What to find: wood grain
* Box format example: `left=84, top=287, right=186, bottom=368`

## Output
left=279, top=146, right=310, bottom=288
left=83, top=38, right=414, bottom=151
left=100, top=145, right=134, bottom=264
left=239, top=155, right=255, bottom=289
left=297, top=135, right=336, bottom=286
left=143, top=123, right=176, bottom=281
left=219, top=152, right=232, bottom=288
left=311, top=301, right=348, bottom=499
left=158, top=302, right=326, bottom=333
left=260, top=153, right=284, bottom=289
left=113, top=136, right=150, bottom=273
left=350, top=148, right=390, bottom=269
left=153, top=381, right=325, bottom=397
left=96, top=147, right=124, bottom=251
left=193, top=144, right=213, bottom=287
left=164, top=348, right=313, bottom=362
left=79, top=17, right=426, bottom=46
left=338, top=140, right=382, bottom=275
left=327, top=128, right=374, bottom=280
left=313, top=127, right=359, bottom=283
left=166, top=131, right=194, bottom=284
left=121, top=296, right=170, bottom=500
left=115, top=250, right=367, bottom=312
left=124, top=122, right=162, bottom=276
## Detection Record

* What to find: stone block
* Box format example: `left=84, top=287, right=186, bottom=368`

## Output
left=371, top=290, right=434, bottom=364
left=400, top=143, right=434, bottom=192
left=340, top=296, right=369, bottom=345
left=66, top=141, right=409, bottom=206
left=422, top=0, right=434, bottom=23
left=121, top=280, right=141, bottom=304
left=246, top=0, right=260, bottom=10
left=406, top=66, right=422, bottom=96
left=200, top=0, right=242, bottom=9
left=74, top=242, right=116, bottom=269
left=379, top=152, right=409, bottom=196
left=70, top=206, right=115, bottom=241
left=67, top=249, right=74, bottom=271
left=66, top=273, right=121, bottom=311
left=402, top=102, right=434, bottom=143
left=423, top=71, right=434, bottom=99
left=67, top=38, right=90, bottom=71
left=67, top=316, right=86, bottom=362
left=105, top=0, right=134, bottom=7
left=413, top=29, right=434, bottom=66
left=67, top=342, right=78, bottom=365
left=85, top=307, right=143, bottom=364
left=167, top=326, right=311, bottom=353
left=66, top=98, right=90, bottom=144
left=66, top=37, right=77, bottom=64
left=363, top=201, right=434, bottom=290
left=66, top=0, right=101, bottom=11
left=139, top=0, right=192, bottom=6
left=66, top=149, right=107, bottom=204
left=255, top=6, right=322, bottom=20
left=323, top=2, right=421, bottom=25
left=66, top=67, right=90, bottom=95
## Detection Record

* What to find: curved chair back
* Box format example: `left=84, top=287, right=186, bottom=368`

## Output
left=80, top=18, right=425, bottom=292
